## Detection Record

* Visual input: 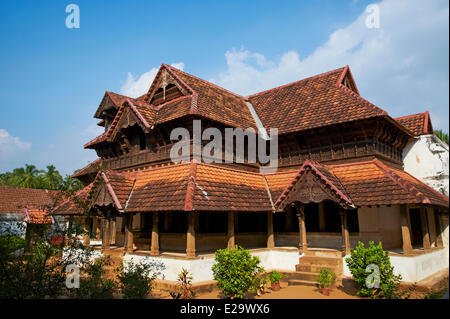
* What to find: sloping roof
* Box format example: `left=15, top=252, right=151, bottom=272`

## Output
left=395, top=111, right=433, bottom=136
left=247, top=66, right=387, bottom=135
left=0, top=186, right=58, bottom=214
left=165, top=65, right=258, bottom=130
left=22, top=208, right=53, bottom=224
left=71, top=159, right=102, bottom=179
left=52, top=183, right=93, bottom=216
left=94, top=91, right=136, bottom=119
left=52, top=159, right=449, bottom=216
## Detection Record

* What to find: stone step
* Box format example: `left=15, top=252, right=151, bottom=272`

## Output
left=289, top=271, right=320, bottom=281
left=299, top=256, right=342, bottom=266
left=295, top=264, right=342, bottom=275
left=304, top=249, right=343, bottom=258
left=288, top=279, right=317, bottom=287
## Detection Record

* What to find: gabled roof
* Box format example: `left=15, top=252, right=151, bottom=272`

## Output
left=395, top=111, right=434, bottom=136
left=246, top=66, right=387, bottom=135
left=0, top=186, right=59, bottom=214
left=273, top=160, right=355, bottom=211
left=94, top=91, right=135, bottom=119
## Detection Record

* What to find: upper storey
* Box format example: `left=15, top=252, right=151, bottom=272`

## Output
left=83, top=64, right=413, bottom=173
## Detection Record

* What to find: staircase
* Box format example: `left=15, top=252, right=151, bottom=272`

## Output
left=288, top=249, right=343, bottom=287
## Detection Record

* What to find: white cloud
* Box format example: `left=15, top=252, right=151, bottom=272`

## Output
left=211, top=0, right=449, bottom=130
left=120, top=62, right=185, bottom=98
left=0, top=129, right=32, bottom=171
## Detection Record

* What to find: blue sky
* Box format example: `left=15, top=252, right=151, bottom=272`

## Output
left=0, top=0, right=448, bottom=176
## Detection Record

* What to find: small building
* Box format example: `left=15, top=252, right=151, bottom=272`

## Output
left=54, top=64, right=449, bottom=284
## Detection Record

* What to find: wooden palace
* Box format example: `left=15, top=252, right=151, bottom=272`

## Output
left=54, top=64, right=449, bottom=282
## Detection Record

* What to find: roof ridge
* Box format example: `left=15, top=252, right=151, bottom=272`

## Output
left=394, top=111, right=427, bottom=121
left=164, top=64, right=247, bottom=100
left=184, top=159, right=198, bottom=211
left=246, top=67, right=346, bottom=99
left=101, top=172, right=124, bottom=210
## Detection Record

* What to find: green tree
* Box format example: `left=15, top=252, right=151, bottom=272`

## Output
left=434, top=129, right=449, bottom=144
left=42, top=165, right=63, bottom=190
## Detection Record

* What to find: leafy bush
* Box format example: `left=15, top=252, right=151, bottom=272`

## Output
left=117, top=259, right=165, bottom=299
left=74, top=257, right=116, bottom=299
left=0, top=223, right=93, bottom=299
left=345, top=241, right=402, bottom=298
left=211, top=246, right=263, bottom=299
left=267, top=270, right=285, bottom=285
left=170, top=268, right=195, bottom=299
left=316, top=268, right=336, bottom=288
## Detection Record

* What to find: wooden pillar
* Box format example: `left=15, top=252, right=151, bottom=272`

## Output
left=102, top=218, right=111, bottom=250
left=318, top=202, right=326, bottom=232
left=426, top=207, right=437, bottom=247
left=227, top=212, right=235, bottom=249
left=93, top=218, right=101, bottom=240
left=420, top=208, right=431, bottom=250
left=83, top=217, right=91, bottom=246
left=110, top=218, right=116, bottom=246
left=124, top=214, right=134, bottom=253
left=400, top=205, right=413, bottom=254
left=267, top=212, right=275, bottom=249
left=186, top=212, right=196, bottom=257
left=339, top=209, right=351, bottom=256
left=150, top=212, right=159, bottom=255
left=435, top=210, right=444, bottom=248
left=295, top=204, right=308, bottom=253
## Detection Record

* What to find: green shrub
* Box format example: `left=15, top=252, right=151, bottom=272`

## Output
left=75, top=257, right=116, bottom=299
left=117, top=259, right=165, bottom=299
left=267, top=270, right=285, bottom=285
left=211, top=246, right=263, bottom=299
left=0, top=235, right=25, bottom=256
left=345, top=241, right=402, bottom=298
left=316, top=268, right=336, bottom=288
left=250, top=269, right=267, bottom=296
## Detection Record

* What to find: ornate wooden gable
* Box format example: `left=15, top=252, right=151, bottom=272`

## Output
left=143, top=66, right=191, bottom=106
left=274, top=160, right=355, bottom=212
left=88, top=172, right=124, bottom=212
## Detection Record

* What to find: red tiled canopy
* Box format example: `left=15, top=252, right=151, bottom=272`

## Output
left=53, top=159, right=449, bottom=216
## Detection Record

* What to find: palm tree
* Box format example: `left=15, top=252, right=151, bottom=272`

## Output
left=17, top=164, right=43, bottom=189
left=435, top=129, right=449, bottom=145
left=42, top=165, right=63, bottom=190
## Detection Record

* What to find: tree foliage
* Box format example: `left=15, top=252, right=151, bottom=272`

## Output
left=434, top=129, right=449, bottom=144
left=0, top=164, right=83, bottom=191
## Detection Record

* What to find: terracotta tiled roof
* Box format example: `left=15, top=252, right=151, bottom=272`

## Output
left=52, top=183, right=93, bottom=216
left=328, top=159, right=448, bottom=207
left=395, top=111, right=433, bottom=136
left=0, top=186, right=58, bottom=214
left=54, top=157, right=448, bottom=216
left=71, top=159, right=102, bottom=179
left=22, top=208, right=53, bottom=224
left=164, top=65, right=258, bottom=129
left=247, top=66, right=387, bottom=135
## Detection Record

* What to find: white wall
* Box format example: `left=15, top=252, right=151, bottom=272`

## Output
left=124, top=249, right=300, bottom=282
left=403, top=134, right=449, bottom=196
